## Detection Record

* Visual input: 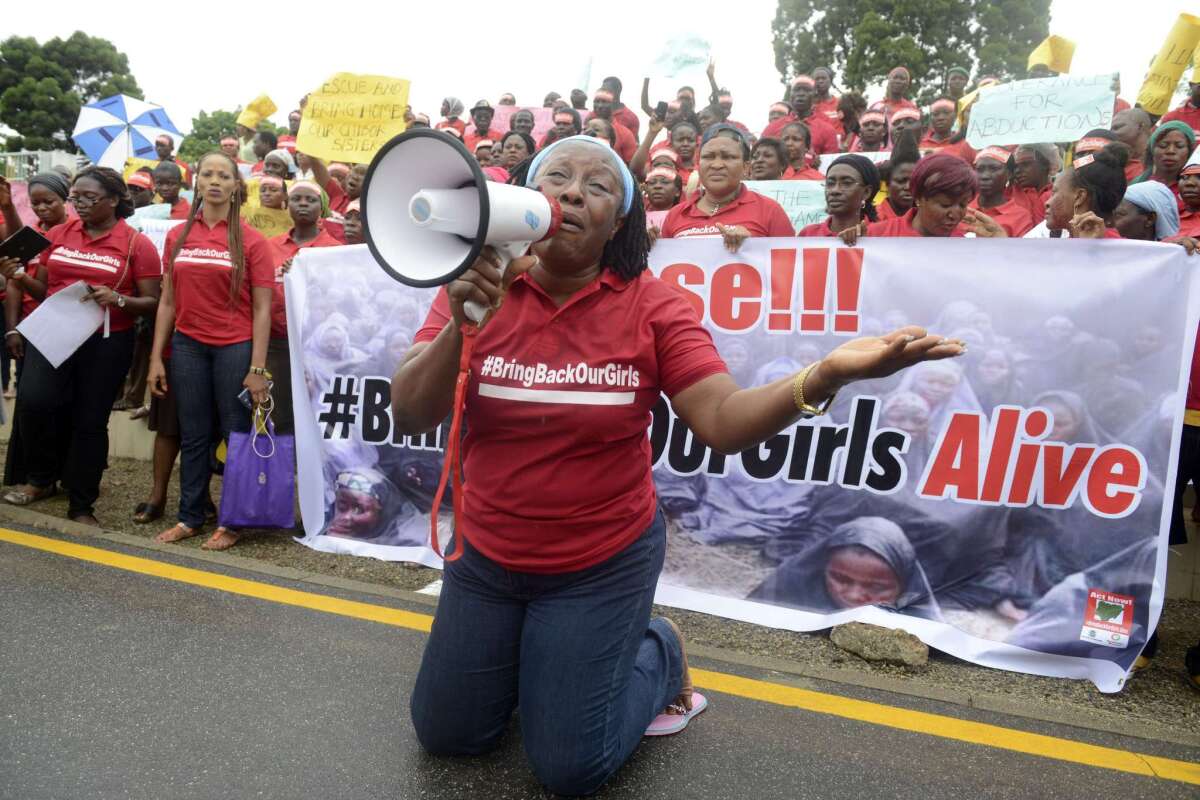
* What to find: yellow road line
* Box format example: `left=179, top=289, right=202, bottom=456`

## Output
left=3, top=527, right=1197, bottom=786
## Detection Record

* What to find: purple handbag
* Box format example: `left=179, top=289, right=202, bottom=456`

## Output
left=219, top=409, right=296, bottom=529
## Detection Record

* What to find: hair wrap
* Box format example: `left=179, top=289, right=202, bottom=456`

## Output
left=526, top=134, right=635, bottom=215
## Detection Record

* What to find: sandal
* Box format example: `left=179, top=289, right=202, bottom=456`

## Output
left=155, top=523, right=201, bottom=544
left=645, top=618, right=707, bottom=737
left=201, top=527, right=239, bottom=551
left=132, top=502, right=163, bottom=524
left=3, top=484, right=57, bottom=506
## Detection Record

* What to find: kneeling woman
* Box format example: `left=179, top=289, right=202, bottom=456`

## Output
left=392, top=134, right=964, bottom=796
left=148, top=152, right=275, bottom=550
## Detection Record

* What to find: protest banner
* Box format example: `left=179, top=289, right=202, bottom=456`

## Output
left=465, top=107, right=558, bottom=145
left=296, top=73, right=410, bottom=163
left=126, top=217, right=184, bottom=256
left=743, top=180, right=826, bottom=232
left=286, top=238, right=1197, bottom=693
left=1135, top=13, right=1200, bottom=116
left=242, top=205, right=293, bottom=238
left=965, top=74, right=1116, bottom=149
left=236, top=94, right=276, bottom=130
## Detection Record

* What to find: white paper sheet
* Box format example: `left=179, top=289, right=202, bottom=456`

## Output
left=17, top=280, right=105, bottom=368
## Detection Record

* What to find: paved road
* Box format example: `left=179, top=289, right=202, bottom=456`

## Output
left=1, top=529, right=1197, bottom=800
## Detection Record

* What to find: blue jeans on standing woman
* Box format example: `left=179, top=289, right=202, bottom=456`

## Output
left=410, top=509, right=682, bottom=797
left=169, top=332, right=251, bottom=529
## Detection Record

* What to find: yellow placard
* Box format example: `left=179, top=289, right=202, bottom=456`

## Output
left=295, top=72, right=409, bottom=163
left=1027, top=35, right=1075, bottom=74
left=237, top=95, right=277, bottom=129
left=241, top=205, right=292, bottom=238
left=1136, top=13, right=1200, bottom=116
left=122, top=157, right=159, bottom=181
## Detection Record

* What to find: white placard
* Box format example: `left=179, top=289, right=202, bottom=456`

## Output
left=17, top=280, right=106, bottom=368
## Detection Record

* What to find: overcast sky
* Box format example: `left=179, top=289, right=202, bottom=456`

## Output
left=8, top=0, right=1191, bottom=138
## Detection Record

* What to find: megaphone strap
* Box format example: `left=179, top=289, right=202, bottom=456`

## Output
left=429, top=323, right=479, bottom=562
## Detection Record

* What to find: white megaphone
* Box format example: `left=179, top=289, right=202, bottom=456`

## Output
left=361, top=128, right=561, bottom=322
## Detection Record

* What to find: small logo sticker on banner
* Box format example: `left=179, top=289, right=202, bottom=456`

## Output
left=1079, top=588, right=1134, bottom=648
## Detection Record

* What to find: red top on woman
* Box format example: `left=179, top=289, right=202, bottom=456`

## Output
left=760, top=113, right=839, bottom=155
left=783, top=165, right=825, bottom=181
left=1179, top=208, right=1200, bottom=238
left=866, top=208, right=967, bottom=237
left=969, top=197, right=1035, bottom=237
left=164, top=219, right=275, bottom=346
left=799, top=217, right=837, bottom=237
left=414, top=269, right=727, bottom=572
left=660, top=185, right=795, bottom=239
left=38, top=218, right=161, bottom=333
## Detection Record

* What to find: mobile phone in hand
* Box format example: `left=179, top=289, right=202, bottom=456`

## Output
left=655, top=101, right=668, bottom=122
left=238, top=381, right=274, bottom=409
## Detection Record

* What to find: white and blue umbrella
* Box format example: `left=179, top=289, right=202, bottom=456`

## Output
left=72, top=94, right=183, bottom=170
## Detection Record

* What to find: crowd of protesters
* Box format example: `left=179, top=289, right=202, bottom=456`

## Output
left=0, top=60, right=1199, bottom=693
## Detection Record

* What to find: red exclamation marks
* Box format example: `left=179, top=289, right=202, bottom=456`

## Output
left=834, top=248, right=864, bottom=334
left=768, top=248, right=796, bottom=331
left=800, top=248, right=829, bottom=332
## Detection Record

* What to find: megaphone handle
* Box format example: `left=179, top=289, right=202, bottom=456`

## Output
left=463, top=241, right=532, bottom=324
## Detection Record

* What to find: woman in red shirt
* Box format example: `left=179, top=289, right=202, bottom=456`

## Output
left=875, top=133, right=920, bottom=220
left=1041, top=143, right=1130, bottom=239
left=846, top=110, right=888, bottom=153
left=861, top=153, right=1003, bottom=238
left=1010, top=143, right=1059, bottom=220
left=393, top=133, right=964, bottom=796
left=661, top=124, right=795, bottom=249
left=970, top=147, right=1034, bottom=237
left=1, top=167, right=161, bottom=524
left=1131, top=121, right=1195, bottom=213
left=780, top=122, right=824, bottom=180
left=800, top=154, right=880, bottom=237
left=0, top=172, right=70, bottom=490
left=748, top=138, right=788, bottom=180
left=148, top=152, right=275, bottom=551
left=1179, top=154, right=1200, bottom=237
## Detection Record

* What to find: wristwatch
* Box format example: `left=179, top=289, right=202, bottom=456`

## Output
left=115, top=294, right=126, bottom=309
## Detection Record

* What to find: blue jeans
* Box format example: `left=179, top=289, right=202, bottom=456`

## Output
left=170, top=332, right=251, bottom=528
left=410, top=510, right=681, bottom=797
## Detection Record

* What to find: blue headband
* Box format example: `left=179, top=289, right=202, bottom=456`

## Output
left=525, top=134, right=635, bottom=215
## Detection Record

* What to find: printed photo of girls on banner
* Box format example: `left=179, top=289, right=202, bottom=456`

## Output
left=286, top=235, right=1197, bottom=693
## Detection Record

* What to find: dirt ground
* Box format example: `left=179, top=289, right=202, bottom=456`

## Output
left=4, top=438, right=1199, bottom=738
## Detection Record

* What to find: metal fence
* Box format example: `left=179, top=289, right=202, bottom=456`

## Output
left=0, top=150, right=84, bottom=180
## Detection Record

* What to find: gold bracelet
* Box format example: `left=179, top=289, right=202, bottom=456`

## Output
left=249, top=366, right=273, bottom=380
left=792, top=362, right=836, bottom=416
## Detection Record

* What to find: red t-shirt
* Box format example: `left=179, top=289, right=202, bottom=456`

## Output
left=37, top=218, right=161, bottom=333
left=874, top=198, right=906, bottom=221
left=463, top=128, right=503, bottom=154
left=169, top=197, right=191, bottom=220
left=783, top=165, right=824, bottom=181
left=1179, top=208, right=1200, bottom=238
left=660, top=184, right=795, bottom=238
left=17, top=219, right=56, bottom=320
left=866, top=208, right=967, bottom=237
left=268, top=228, right=342, bottom=338
left=919, top=134, right=976, bottom=163
left=969, top=197, right=1035, bottom=237
left=1008, top=185, right=1052, bottom=222
left=1125, top=158, right=1145, bottom=183
left=413, top=269, right=727, bottom=573
left=811, top=96, right=842, bottom=136
left=324, top=177, right=349, bottom=216
left=799, top=217, right=836, bottom=237
left=1160, top=101, right=1200, bottom=135
left=436, top=118, right=466, bottom=135
left=613, top=120, right=638, bottom=163
left=165, top=218, right=275, bottom=346
left=870, top=97, right=919, bottom=118
left=760, top=112, right=839, bottom=155
left=612, top=104, right=640, bottom=138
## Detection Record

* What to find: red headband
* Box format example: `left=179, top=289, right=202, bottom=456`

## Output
left=259, top=175, right=285, bottom=189
left=646, top=166, right=677, bottom=182
left=889, top=66, right=910, bottom=79
left=975, top=146, right=1012, bottom=165
left=930, top=99, right=956, bottom=113
left=1074, top=137, right=1111, bottom=154
left=220, top=136, right=238, bottom=146
left=791, top=75, right=815, bottom=88
left=859, top=111, right=886, bottom=124
left=653, top=148, right=679, bottom=162
left=891, top=108, right=921, bottom=123
left=553, top=112, right=574, bottom=124
left=594, top=90, right=614, bottom=102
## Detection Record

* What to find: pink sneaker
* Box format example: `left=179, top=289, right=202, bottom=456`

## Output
left=644, top=691, right=708, bottom=736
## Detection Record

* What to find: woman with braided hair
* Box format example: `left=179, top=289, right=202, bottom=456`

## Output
left=148, top=151, right=275, bottom=551
left=0, top=167, right=161, bottom=524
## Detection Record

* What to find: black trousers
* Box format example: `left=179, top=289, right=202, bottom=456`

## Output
left=1170, top=423, right=1200, bottom=546
left=19, top=328, right=134, bottom=517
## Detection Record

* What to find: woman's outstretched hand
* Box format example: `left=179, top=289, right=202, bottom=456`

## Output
left=813, top=326, right=966, bottom=393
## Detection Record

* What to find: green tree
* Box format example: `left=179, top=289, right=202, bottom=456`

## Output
left=178, top=109, right=286, bottom=162
left=0, top=32, right=142, bottom=151
left=772, top=0, right=1051, bottom=104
